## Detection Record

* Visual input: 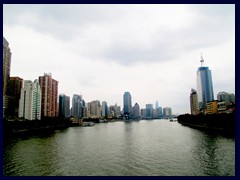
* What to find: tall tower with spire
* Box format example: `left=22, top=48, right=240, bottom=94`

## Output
left=196, top=54, right=214, bottom=111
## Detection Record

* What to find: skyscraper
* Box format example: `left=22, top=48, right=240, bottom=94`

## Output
left=155, top=100, right=159, bottom=109
left=190, top=88, right=199, bottom=115
left=18, top=80, right=41, bottom=120
left=102, top=101, right=108, bottom=118
left=59, top=94, right=70, bottom=118
left=7, top=77, right=23, bottom=117
left=132, top=103, right=140, bottom=119
left=39, top=73, right=58, bottom=118
left=163, top=107, right=172, bottom=118
left=123, top=92, right=132, bottom=115
left=89, top=100, right=101, bottom=118
left=196, top=55, right=214, bottom=110
left=72, top=94, right=84, bottom=118
left=3, top=37, right=12, bottom=116
left=146, top=104, right=153, bottom=119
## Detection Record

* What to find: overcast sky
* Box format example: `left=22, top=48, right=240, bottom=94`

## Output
left=3, top=4, right=235, bottom=114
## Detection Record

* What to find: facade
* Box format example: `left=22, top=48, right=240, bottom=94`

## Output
left=146, top=104, right=154, bottom=119
left=3, top=37, right=12, bottom=116
left=123, top=92, right=132, bottom=115
left=59, top=94, right=70, bottom=118
left=217, top=91, right=235, bottom=107
left=196, top=56, right=214, bottom=110
left=102, top=101, right=108, bottom=118
left=39, top=73, right=58, bottom=118
left=6, top=77, right=23, bottom=117
left=190, top=88, right=199, bottom=115
left=217, top=101, right=226, bottom=113
left=18, top=80, right=41, bottom=120
left=207, top=100, right=218, bottom=114
left=155, top=107, right=163, bottom=118
left=155, top=100, right=159, bottom=109
left=72, top=94, right=83, bottom=118
left=89, top=100, right=101, bottom=118
left=140, top=108, right=146, bottom=118
left=132, top=103, right=140, bottom=119
left=163, top=107, right=172, bottom=118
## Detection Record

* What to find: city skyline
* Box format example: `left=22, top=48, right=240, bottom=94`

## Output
left=3, top=4, right=235, bottom=114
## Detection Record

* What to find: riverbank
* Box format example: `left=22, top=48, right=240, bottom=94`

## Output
left=177, top=113, right=235, bottom=136
left=3, top=117, right=71, bottom=138
left=3, top=117, right=122, bottom=138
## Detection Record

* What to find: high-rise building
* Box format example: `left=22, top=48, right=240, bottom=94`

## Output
left=39, top=73, right=58, bottom=118
left=132, top=103, right=140, bottom=119
left=155, top=100, right=159, bottom=109
left=6, top=77, right=23, bottom=117
left=163, top=107, right=172, bottom=118
left=89, top=100, right=101, bottom=118
left=217, top=91, right=235, bottom=106
left=72, top=94, right=85, bottom=119
left=190, top=88, right=199, bottom=115
left=123, top=92, right=132, bottom=115
left=155, top=107, right=163, bottom=118
left=196, top=55, right=214, bottom=110
left=102, top=101, right=108, bottom=118
left=3, top=37, right=12, bottom=116
left=140, top=108, right=146, bottom=118
left=59, top=94, right=70, bottom=118
left=18, top=80, right=41, bottom=120
left=146, top=104, right=153, bottom=119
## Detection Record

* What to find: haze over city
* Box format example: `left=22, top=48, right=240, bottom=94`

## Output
left=3, top=4, right=235, bottom=114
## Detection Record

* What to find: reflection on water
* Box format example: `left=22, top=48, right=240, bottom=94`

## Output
left=4, top=120, right=235, bottom=176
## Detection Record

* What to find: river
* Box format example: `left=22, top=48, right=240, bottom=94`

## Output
left=3, top=119, right=235, bottom=176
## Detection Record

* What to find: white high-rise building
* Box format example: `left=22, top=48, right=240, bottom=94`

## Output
left=18, top=80, right=41, bottom=120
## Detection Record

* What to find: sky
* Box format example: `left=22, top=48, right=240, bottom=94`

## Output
left=3, top=4, right=235, bottom=114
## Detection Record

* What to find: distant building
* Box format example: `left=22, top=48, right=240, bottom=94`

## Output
left=163, top=107, right=172, bottom=118
left=6, top=77, right=23, bottom=117
left=141, top=108, right=146, bottom=118
left=39, top=73, right=58, bottom=118
left=217, top=91, right=235, bottom=107
left=59, top=94, right=70, bottom=118
left=132, top=103, right=140, bottom=119
left=89, top=100, right=101, bottom=118
left=102, top=101, right=108, bottom=118
left=190, top=88, right=199, bottom=115
left=207, top=100, right=218, bottom=114
left=196, top=55, right=214, bottom=111
left=146, top=104, right=154, bottom=119
left=72, top=94, right=86, bottom=119
left=155, top=100, right=159, bottom=109
left=18, top=80, right=41, bottom=120
left=123, top=92, right=132, bottom=116
left=72, top=94, right=82, bottom=118
left=155, top=106, right=163, bottom=118
left=3, top=37, right=12, bottom=116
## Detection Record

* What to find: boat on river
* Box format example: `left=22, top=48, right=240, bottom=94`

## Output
left=82, top=122, right=95, bottom=127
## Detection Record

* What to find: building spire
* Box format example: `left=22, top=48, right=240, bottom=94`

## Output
left=200, top=52, right=204, bottom=67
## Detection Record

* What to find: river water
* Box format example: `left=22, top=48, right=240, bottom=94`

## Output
left=3, top=120, right=235, bottom=176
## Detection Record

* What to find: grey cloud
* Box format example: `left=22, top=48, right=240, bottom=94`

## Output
left=4, top=4, right=123, bottom=41
left=4, top=4, right=234, bottom=66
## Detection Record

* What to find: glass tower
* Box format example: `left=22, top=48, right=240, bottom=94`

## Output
left=123, top=92, right=132, bottom=115
left=196, top=56, right=214, bottom=110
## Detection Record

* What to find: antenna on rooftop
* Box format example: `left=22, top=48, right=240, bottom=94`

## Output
left=200, top=52, right=204, bottom=67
